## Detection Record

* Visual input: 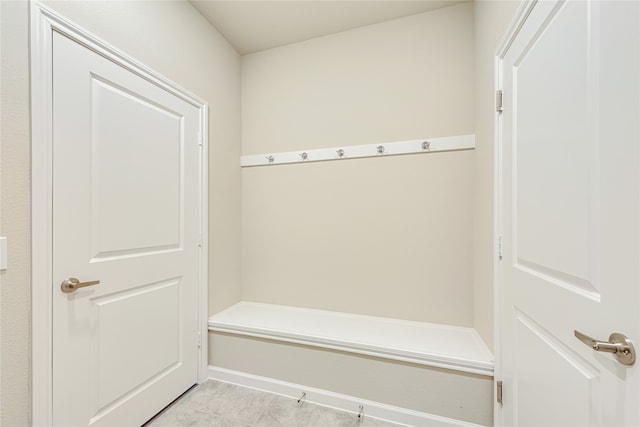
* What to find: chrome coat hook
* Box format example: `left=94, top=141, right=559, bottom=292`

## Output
left=336, top=149, right=345, bottom=158
left=266, top=155, right=275, bottom=164
left=300, top=152, right=308, bottom=160
left=376, top=145, right=385, bottom=154
left=422, top=141, right=431, bottom=151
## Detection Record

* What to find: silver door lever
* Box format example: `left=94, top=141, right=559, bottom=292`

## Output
left=61, top=277, right=100, bottom=293
left=574, top=330, right=635, bottom=366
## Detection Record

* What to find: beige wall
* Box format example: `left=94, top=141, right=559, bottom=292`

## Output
left=0, top=2, right=31, bottom=424
left=242, top=3, right=475, bottom=154
left=0, top=1, right=241, bottom=424
left=0, top=0, right=523, bottom=422
left=472, top=0, right=520, bottom=348
left=241, top=3, right=476, bottom=325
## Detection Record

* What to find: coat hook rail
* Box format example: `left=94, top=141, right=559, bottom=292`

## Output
left=240, top=134, right=475, bottom=167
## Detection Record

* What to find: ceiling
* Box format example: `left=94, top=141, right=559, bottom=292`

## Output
left=189, top=1, right=469, bottom=55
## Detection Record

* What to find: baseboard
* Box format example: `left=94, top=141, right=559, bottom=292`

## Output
left=208, top=366, right=486, bottom=427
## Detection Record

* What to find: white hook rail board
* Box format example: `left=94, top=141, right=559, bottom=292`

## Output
left=240, top=134, right=475, bottom=167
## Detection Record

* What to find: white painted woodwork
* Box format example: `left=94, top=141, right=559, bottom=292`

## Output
left=240, top=134, right=475, bottom=167
left=497, top=1, right=640, bottom=425
left=209, top=302, right=493, bottom=375
left=209, top=331, right=493, bottom=426
left=208, top=366, right=485, bottom=427
left=89, top=77, right=182, bottom=257
left=51, top=30, right=202, bottom=426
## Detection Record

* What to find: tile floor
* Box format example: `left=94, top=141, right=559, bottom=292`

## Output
left=145, top=380, right=404, bottom=427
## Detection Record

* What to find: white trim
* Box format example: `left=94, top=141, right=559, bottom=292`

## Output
left=30, top=3, right=209, bottom=424
left=492, top=50, right=505, bottom=427
left=30, top=3, right=55, bottom=424
left=240, top=134, right=475, bottom=167
left=493, top=2, right=538, bottom=426
left=209, top=302, right=494, bottom=376
left=197, top=105, right=210, bottom=383
left=208, top=366, right=487, bottom=427
left=495, top=0, right=538, bottom=59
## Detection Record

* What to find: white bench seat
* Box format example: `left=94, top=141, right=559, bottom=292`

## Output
left=208, top=302, right=494, bottom=376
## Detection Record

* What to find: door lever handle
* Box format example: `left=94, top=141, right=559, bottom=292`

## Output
left=574, top=330, right=635, bottom=366
left=61, top=277, right=100, bottom=293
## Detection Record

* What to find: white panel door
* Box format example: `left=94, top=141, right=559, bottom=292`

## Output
left=498, top=1, right=639, bottom=426
left=52, top=31, right=200, bottom=426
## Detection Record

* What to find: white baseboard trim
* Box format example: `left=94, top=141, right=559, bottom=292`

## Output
left=208, top=366, right=486, bottom=427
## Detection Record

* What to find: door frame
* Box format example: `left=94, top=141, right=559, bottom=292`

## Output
left=493, top=1, right=538, bottom=426
left=30, top=2, right=210, bottom=425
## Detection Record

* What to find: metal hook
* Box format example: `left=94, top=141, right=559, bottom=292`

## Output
left=422, top=141, right=431, bottom=151
left=300, top=152, right=308, bottom=161
left=336, top=149, right=345, bottom=158
left=376, top=145, right=385, bottom=154
left=266, top=155, right=275, bottom=163
left=297, top=392, right=307, bottom=406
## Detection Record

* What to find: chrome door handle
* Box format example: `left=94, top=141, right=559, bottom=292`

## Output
left=574, top=330, right=635, bottom=366
left=61, top=277, right=100, bottom=293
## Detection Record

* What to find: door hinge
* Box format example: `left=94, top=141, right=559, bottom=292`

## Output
left=497, top=380, right=503, bottom=405
left=197, top=331, right=202, bottom=348
left=496, top=90, right=503, bottom=113
left=498, top=235, right=503, bottom=260
left=198, top=131, right=203, bottom=147
left=198, top=233, right=203, bottom=248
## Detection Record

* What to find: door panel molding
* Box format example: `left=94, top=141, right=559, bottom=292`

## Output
left=30, top=3, right=209, bottom=425
left=495, top=0, right=640, bottom=425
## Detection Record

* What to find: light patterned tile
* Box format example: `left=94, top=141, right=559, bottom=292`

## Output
left=149, top=407, right=251, bottom=427
left=147, top=381, right=406, bottom=427
left=255, top=395, right=316, bottom=427
left=306, top=405, right=361, bottom=427
left=179, top=381, right=239, bottom=413
left=361, top=415, right=407, bottom=427
left=197, top=382, right=276, bottom=425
